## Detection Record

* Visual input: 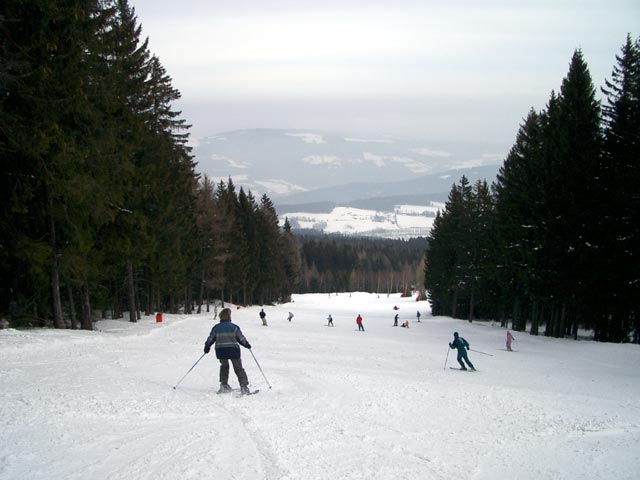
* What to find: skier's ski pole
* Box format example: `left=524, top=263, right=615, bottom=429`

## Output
left=469, top=348, right=493, bottom=356
left=249, top=349, right=272, bottom=389
left=443, top=346, right=450, bottom=370
left=173, top=353, right=206, bottom=390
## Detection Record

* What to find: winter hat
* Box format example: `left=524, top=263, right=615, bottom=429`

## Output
left=219, top=308, right=231, bottom=321
left=453, top=332, right=459, bottom=337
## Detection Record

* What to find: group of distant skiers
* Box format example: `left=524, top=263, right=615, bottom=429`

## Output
left=202, top=304, right=516, bottom=393
left=392, top=309, right=421, bottom=328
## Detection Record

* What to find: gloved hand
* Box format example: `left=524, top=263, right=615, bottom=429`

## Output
left=246, top=344, right=252, bottom=350
left=449, top=343, right=453, bottom=348
left=204, top=344, right=211, bottom=354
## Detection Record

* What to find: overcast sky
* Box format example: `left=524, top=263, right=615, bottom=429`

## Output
left=132, top=0, right=639, bottom=150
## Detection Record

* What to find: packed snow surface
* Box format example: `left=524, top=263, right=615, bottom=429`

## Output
left=1, top=292, right=639, bottom=480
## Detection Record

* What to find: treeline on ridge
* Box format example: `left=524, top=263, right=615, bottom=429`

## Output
left=424, top=40, right=640, bottom=343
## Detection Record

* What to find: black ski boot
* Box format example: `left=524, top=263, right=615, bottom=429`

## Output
left=217, top=384, right=233, bottom=394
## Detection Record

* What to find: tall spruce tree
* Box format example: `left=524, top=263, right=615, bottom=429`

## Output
left=494, top=109, right=546, bottom=331
left=280, top=218, right=302, bottom=301
left=424, top=176, right=473, bottom=318
left=255, top=195, right=284, bottom=304
left=599, top=35, right=640, bottom=341
left=466, top=179, right=495, bottom=322
left=552, top=49, right=602, bottom=337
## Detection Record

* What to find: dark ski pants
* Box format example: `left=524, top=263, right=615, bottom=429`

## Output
left=219, top=358, right=248, bottom=387
left=457, top=350, right=475, bottom=370
left=358, top=324, right=365, bottom=331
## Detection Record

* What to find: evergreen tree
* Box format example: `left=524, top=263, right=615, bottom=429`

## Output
left=466, top=179, right=495, bottom=321
left=599, top=35, right=640, bottom=341
left=193, top=176, right=220, bottom=313
left=546, top=50, right=602, bottom=337
left=0, top=3, right=260, bottom=327
left=424, top=177, right=473, bottom=318
left=255, top=195, right=284, bottom=303
left=280, top=218, right=302, bottom=300
left=0, top=0, right=108, bottom=328
left=493, top=109, right=546, bottom=330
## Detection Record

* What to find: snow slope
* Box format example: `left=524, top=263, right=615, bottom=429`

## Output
left=1, top=293, right=639, bottom=480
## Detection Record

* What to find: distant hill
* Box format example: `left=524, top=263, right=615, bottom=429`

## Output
left=275, top=164, right=500, bottom=209
left=191, top=128, right=504, bottom=238
left=275, top=164, right=501, bottom=238
left=192, top=128, right=505, bottom=198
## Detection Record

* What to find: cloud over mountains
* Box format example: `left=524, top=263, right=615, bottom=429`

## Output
left=192, top=129, right=504, bottom=199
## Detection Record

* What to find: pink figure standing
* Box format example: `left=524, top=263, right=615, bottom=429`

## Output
left=506, top=331, right=515, bottom=351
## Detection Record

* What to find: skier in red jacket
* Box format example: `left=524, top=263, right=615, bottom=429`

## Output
left=356, top=314, right=365, bottom=331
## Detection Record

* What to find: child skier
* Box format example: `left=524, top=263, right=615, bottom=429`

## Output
left=356, top=314, right=365, bottom=331
left=449, top=332, right=475, bottom=371
left=506, top=331, right=515, bottom=351
left=204, top=308, right=252, bottom=394
left=259, top=308, right=267, bottom=326
left=416, top=310, right=421, bottom=322
left=327, top=314, right=334, bottom=326
left=393, top=313, right=399, bottom=326
left=288, top=312, right=294, bottom=322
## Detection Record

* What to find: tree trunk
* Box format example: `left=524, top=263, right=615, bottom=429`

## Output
left=451, top=285, right=459, bottom=319
left=545, top=304, right=555, bottom=336
left=152, top=282, right=157, bottom=314
left=145, top=274, right=152, bottom=316
left=127, top=258, right=137, bottom=322
left=530, top=299, right=539, bottom=336
left=197, top=269, right=205, bottom=314
left=468, top=280, right=475, bottom=322
left=113, top=279, right=122, bottom=319
left=50, top=263, right=64, bottom=328
left=511, top=297, right=520, bottom=331
left=47, top=197, right=65, bottom=329
left=134, top=266, right=141, bottom=320
left=67, top=285, right=78, bottom=330
left=80, top=280, right=93, bottom=330
left=553, top=302, right=567, bottom=338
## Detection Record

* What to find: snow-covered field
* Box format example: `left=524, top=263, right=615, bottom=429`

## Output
left=282, top=204, right=440, bottom=238
left=1, top=292, right=639, bottom=480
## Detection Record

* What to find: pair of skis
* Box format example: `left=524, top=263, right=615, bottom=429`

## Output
left=217, top=388, right=260, bottom=396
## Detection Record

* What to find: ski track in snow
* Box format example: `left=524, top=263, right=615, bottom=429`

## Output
left=2, top=292, right=640, bottom=480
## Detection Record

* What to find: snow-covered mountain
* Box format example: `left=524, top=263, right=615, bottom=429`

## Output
left=191, top=129, right=503, bottom=237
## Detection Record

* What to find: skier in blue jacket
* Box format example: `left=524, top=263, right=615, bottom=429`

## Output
left=449, top=332, right=475, bottom=371
left=204, top=307, right=252, bottom=394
